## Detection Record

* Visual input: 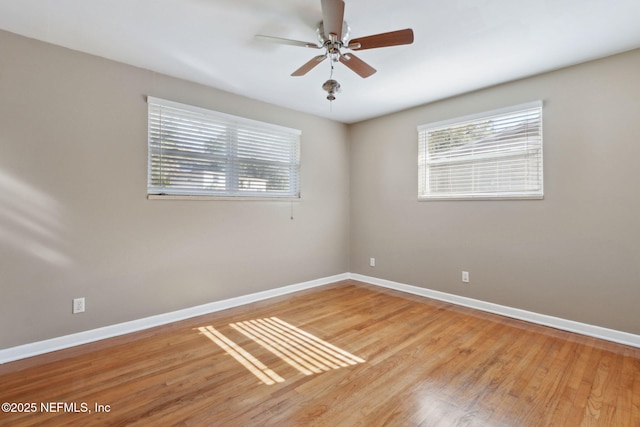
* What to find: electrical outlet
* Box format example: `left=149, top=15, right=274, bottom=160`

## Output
left=369, top=257, right=376, bottom=267
left=73, top=297, right=85, bottom=314
left=462, top=271, right=470, bottom=283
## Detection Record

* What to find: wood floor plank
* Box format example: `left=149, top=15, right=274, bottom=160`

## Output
left=0, top=280, right=638, bottom=426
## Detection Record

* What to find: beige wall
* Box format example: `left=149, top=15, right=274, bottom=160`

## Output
left=2, top=27, right=639, bottom=350
left=0, top=30, right=350, bottom=348
left=349, top=48, right=640, bottom=335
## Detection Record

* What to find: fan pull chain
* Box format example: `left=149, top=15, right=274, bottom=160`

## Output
left=323, top=61, right=339, bottom=111
left=330, top=62, right=334, bottom=111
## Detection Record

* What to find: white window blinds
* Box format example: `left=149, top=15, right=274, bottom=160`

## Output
left=147, top=97, right=301, bottom=198
left=418, top=101, right=543, bottom=200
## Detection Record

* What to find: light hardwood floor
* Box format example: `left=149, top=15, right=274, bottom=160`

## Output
left=1, top=280, right=638, bottom=426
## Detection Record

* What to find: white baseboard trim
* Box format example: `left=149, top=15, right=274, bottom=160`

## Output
left=349, top=273, right=640, bottom=349
left=3, top=271, right=638, bottom=364
left=0, top=273, right=349, bottom=364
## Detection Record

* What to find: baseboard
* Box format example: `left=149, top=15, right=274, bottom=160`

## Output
left=0, top=273, right=349, bottom=364
left=349, top=273, right=640, bottom=349
left=3, top=271, right=638, bottom=364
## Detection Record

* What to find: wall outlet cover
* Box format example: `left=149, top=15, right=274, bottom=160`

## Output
left=73, top=297, right=85, bottom=314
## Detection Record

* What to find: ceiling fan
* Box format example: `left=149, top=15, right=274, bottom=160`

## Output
left=256, top=0, right=414, bottom=82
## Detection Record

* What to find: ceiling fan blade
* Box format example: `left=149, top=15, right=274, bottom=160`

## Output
left=348, top=28, right=414, bottom=50
left=255, top=35, right=321, bottom=49
left=291, top=55, right=327, bottom=76
left=338, top=53, right=376, bottom=78
left=321, top=0, right=345, bottom=40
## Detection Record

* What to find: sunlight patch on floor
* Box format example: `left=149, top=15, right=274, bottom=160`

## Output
left=198, top=326, right=284, bottom=385
left=198, top=317, right=365, bottom=385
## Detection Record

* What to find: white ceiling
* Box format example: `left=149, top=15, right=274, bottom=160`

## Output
left=1, top=0, right=640, bottom=123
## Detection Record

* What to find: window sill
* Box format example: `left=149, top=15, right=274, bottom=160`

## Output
left=418, top=194, right=544, bottom=201
left=147, top=194, right=300, bottom=201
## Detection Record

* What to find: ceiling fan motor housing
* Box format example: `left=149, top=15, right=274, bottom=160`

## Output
left=317, top=21, right=351, bottom=45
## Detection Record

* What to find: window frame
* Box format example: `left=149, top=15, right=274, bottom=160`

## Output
left=417, top=101, right=544, bottom=201
left=147, top=97, right=301, bottom=200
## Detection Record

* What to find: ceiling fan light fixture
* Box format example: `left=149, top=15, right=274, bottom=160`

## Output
left=322, top=79, right=341, bottom=101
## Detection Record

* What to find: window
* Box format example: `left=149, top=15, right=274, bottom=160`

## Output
left=418, top=101, right=543, bottom=200
left=147, top=97, right=301, bottom=199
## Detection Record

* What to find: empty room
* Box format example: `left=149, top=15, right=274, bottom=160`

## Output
left=1, top=0, right=639, bottom=425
